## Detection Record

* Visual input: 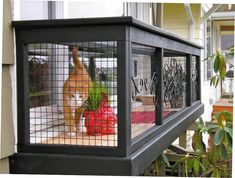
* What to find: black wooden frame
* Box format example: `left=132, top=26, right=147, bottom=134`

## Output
left=11, top=16, right=204, bottom=175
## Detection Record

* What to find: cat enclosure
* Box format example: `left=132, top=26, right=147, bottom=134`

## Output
left=11, top=17, right=204, bottom=175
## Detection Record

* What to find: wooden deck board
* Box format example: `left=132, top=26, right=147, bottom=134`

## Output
left=31, top=123, right=154, bottom=146
left=29, top=103, right=178, bottom=146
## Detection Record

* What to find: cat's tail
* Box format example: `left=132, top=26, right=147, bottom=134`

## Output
left=72, top=47, right=84, bottom=70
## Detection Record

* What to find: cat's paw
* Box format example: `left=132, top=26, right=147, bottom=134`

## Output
left=94, top=133, right=102, bottom=136
left=67, top=132, right=76, bottom=137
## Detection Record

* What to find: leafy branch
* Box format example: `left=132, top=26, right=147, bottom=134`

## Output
left=172, top=111, right=232, bottom=177
left=206, top=46, right=234, bottom=87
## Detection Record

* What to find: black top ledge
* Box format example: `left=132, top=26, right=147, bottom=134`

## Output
left=12, top=16, right=203, bottom=49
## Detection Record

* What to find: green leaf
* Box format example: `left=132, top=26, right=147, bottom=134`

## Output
left=161, top=153, right=170, bottom=167
left=207, top=150, right=215, bottom=165
left=172, top=154, right=189, bottom=173
left=193, top=159, right=200, bottom=174
left=85, top=82, right=108, bottom=111
left=196, top=117, right=205, bottom=129
left=214, top=54, right=220, bottom=73
left=224, top=132, right=232, bottom=152
left=224, top=127, right=232, bottom=138
left=215, top=76, right=220, bottom=88
left=219, top=143, right=228, bottom=161
left=210, top=76, right=214, bottom=86
left=222, top=111, right=232, bottom=123
left=211, top=168, right=220, bottom=177
left=198, top=159, right=206, bottom=172
left=219, top=58, right=227, bottom=80
left=214, top=129, right=224, bottom=145
left=154, top=161, right=159, bottom=175
left=187, top=159, right=194, bottom=171
left=210, top=76, right=217, bottom=87
left=207, top=124, right=219, bottom=132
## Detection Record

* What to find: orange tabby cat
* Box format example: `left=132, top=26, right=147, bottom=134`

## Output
left=63, top=47, right=91, bottom=136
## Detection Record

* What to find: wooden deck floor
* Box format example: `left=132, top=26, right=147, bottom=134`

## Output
left=29, top=103, right=178, bottom=146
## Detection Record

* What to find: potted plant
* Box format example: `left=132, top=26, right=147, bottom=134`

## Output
left=84, top=82, right=117, bottom=135
left=171, top=46, right=234, bottom=177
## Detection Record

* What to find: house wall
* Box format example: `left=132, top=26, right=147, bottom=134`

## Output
left=163, top=4, right=203, bottom=45
left=0, top=0, right=15, bottom=173
left=163, top=3, right=221, bottom=122
left=65, top=1, right=123, bottom=18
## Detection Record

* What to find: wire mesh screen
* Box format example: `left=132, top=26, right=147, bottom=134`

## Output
left=131, top=44, right=156, bottom=138
left=163, top=51, right=186, bottom=118
left=28, top=42, right=118, bottom=147
left=192, top=56, right=199, bottom=102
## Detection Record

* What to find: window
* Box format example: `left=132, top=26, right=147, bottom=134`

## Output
left=221, top=34, right=234, bottom=51
left=206, top=19, right=213, bottom=80
left=202, top=19, right=213, bottom=81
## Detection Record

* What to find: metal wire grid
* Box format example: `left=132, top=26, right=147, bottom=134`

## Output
left=131, top=44, right=156, bottom=139
left=28, top=41, right=118, bottom=147
left=191, top=56, right=198, bottom=102
left=163, top=55, right=186, bottom=117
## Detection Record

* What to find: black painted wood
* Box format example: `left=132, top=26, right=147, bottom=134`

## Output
left=12, top=16, right=203, bottom=49
left=117, top=40, right=132, bottom=156
left=196, top=56, right=201, bottom=101
left=16, top=32, right=30, bottom=149
left=186, top=54, right=192, bottom=106
left=10, top=103, right=204, bottom=176
left=155, top=48, right=163, bottom=125
left=9, top=153, right=132, bottom=175
left=12, top=16, right=204, bottom=175
left=130, top=27, right=201, bottom=56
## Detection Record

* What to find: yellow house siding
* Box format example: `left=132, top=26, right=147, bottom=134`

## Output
left=2, top=0, right=14, bottom=65
left=1, top=66, right=15, bottom=160
left=0, top=0, right=15, bottom=173
left=163, top=3, right=204, bottom=45
left=0, top=157, right=9, bottom=173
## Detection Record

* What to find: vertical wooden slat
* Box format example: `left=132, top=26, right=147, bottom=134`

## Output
left=155, top=48, right=163, bottom=125
left=186, top=54, right=192, bottom=106
left=117, top=40, right=131, bottom=156
left=196, top=56, right=201, bottom=101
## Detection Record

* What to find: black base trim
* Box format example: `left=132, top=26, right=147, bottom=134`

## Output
left=10, top=104, right=204, bottom=176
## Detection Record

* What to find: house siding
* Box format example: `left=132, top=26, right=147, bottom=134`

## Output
left=0, top=0, right=15, bottom=173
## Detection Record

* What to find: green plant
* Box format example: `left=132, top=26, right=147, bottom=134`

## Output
left=85, top=82, right=108, bottom=111
left=189, top=113, right=232, bottom=177
left=142, top=153, right=170, bottom=176
left=207, top=46, right=234, bottom=87
left=172, top=46, right=234, bottom=177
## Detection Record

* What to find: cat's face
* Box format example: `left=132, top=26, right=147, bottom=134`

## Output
left=67, top=92, right=85, bottom=110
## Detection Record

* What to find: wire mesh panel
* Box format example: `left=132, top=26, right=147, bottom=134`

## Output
left=192, top=56, right=199, bottom=102
left=131, top=43, right=156, bottom=138
left=28, top=41, right=118, bottom=147
left=163, top=50, right=186, bottom=118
